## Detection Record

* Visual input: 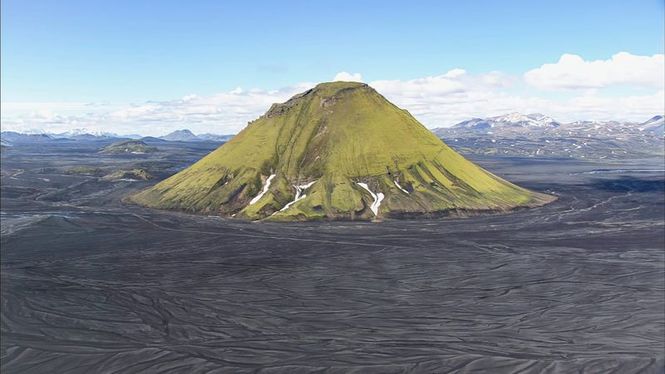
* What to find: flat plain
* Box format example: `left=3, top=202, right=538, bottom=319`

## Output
left=1, top=140, right=664, bottom=373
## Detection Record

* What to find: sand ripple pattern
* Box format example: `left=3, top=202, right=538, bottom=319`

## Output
left=1, top=158, right=664, bottom=373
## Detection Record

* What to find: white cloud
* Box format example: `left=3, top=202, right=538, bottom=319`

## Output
left=2, top=54, right=663, bottom=135
left=371, top=70, right=466, bottom=98
left=524, top=52, right=665, bottom=90
left=566, top=90, right=664, bottom=120
left=333, top=72, right=363, bottom=82
left=370, top=71, right=663, bottom=126
left=443, top=68, right=466, bottom=78
left=0, top=85, right=312, bottom=136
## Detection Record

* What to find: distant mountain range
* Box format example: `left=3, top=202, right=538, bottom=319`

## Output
left=49, top=128, right=128, bottom=140
left=435, top=113, right=663, bottom=136
left=0, top=132, right=56, bottom=144
left=2, top=114, right=663, bottom=160
left=0, top=129, right=234, bottom=145
left=433, top=114, right=664, bottom=159
left=447, top=113, right=560, bottom=132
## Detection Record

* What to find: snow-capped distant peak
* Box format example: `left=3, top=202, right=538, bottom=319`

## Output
left=638, top=115, right=664, bottom=133
left=58, top=128, right=117, bottom=137
left=488, top=112, right=558, bottom=127
left=527, top=113, right=555, bottom=123
left=496, top=112, right=530, bottom=123
left=449, top=112, right=560, bottom=132
left=65, top=128, right=91, bottom=136
left=642, top=115, right=663, bottom=126
left=440, top=113, right=663, bottom=138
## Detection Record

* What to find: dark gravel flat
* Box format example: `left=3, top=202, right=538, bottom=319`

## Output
left=1, top=143, right=664, bottom=373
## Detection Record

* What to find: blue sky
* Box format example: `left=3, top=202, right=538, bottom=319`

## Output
left=1, top=0, right=664, bottom=135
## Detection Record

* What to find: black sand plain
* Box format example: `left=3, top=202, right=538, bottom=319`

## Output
left=1, top=140, right=664, bottom=373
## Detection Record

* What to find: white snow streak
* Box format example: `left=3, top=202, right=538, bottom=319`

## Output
left=394, top=180, right=409, bottom=194
left=249, top=174, right=276, bottom=205
left=356, top=182, right=384, bottom=216
left=279, top=180, right=317, bottom=212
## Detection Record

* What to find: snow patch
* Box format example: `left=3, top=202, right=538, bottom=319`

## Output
left=279, top=180, right=317, bottom=212
left=249, top=174, right=276, bottom=205
left=394, top=180, right=409, bottom=194
left=356, top=182, right=384, bottom=216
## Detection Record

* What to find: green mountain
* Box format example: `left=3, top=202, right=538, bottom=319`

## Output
left=131, top=82, right=553, bottom=221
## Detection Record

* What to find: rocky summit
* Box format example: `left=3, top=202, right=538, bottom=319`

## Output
left=131, top=81, right=553, bottom=221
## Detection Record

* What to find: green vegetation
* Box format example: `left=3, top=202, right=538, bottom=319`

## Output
left=103, top=168, right=153, bottom=181
left=131, top=81, right=553, bottom=221
left=100, top=140, right=157, bottom=154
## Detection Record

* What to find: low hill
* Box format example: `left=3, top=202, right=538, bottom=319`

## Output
left=102, top=168, right=153, bottom=181
left=100, top=140, right=158, bottom=154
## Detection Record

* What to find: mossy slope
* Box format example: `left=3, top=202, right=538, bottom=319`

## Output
left=131, top=82, right=553, bottom=221
left=100, top=140, right=157, bottom=154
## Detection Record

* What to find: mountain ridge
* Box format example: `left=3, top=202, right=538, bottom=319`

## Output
left=433, top=112, right=664, bottom=159
left=0, top=129, right=233, bottom=143
left=436, top=113, right=663, bottom=135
